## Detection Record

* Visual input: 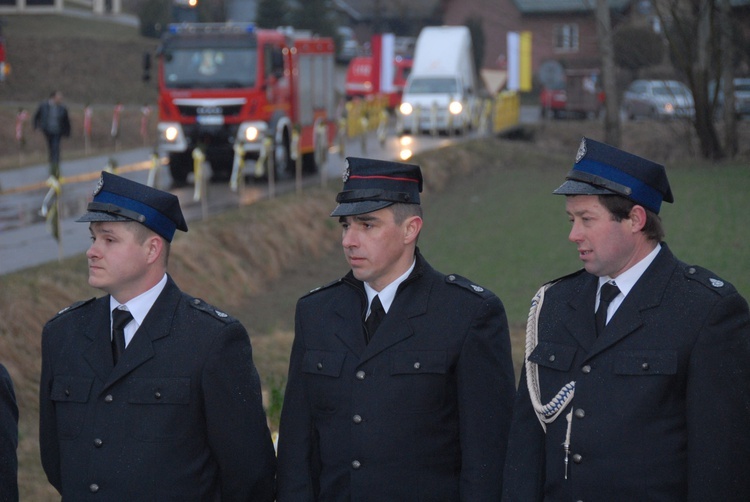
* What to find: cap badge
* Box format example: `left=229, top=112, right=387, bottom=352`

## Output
left=93, top=175, right=104, bottom=196
left=471, top=284, right=484, bottom=292
left=215, top=309, right=228, bottom=318
left=575, top=138, right=587, bottom=163
left=342, top=163, right=350, bottom=183
left=709, top=278, right=725, bottom=288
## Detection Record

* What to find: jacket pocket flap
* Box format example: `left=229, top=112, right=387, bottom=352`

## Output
left=303, top=350, right=346, bottom=378
left=50, top=375, right=94, bottom=403
left=614, top=350, right=677, bottom=375
left=390, top=351, right=447, bottom=375
left=128, top=377, right=190, bottom=404
left=529, top=341, right=577, bottom=371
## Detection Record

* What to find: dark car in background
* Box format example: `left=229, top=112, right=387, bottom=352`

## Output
left=622, top=79, right=694, bottom=120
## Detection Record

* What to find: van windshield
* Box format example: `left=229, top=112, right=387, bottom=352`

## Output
left=407, top=77, right=458, bottom=94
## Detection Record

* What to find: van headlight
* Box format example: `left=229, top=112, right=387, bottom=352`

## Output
left=449, top=101, right=463, bottom=115
left=399, top=102, right=413, bottom=116
left=244, top=126, right=260, bottom=142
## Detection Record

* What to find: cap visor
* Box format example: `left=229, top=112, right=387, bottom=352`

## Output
left=76, top=211, right=133, bottom=223
left=330, top=200, right=394, bottom=217
left=553, top=179, right=617, bottom=196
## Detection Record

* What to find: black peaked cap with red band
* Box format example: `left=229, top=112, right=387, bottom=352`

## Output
left=331, top=157, right=423, bottom=217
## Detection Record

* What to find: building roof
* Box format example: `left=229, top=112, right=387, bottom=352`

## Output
left=512, top=0, right=631, bottom=14
left=334, top=0, right=438, bottom=22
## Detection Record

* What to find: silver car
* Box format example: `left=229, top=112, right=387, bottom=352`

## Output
left=622, top=79, right=695, bottom=120
left=711, top=78, right=750, bottom=119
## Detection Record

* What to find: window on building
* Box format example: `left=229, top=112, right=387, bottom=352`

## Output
left=554, top=24, right=579, bottom=52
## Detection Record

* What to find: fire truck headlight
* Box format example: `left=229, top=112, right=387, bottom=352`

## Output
left=399, top=102, right=413, bottom=116
left=165, top=126, right=179, bottom=142
left=449, top=101, right=463, bottom=115
left=245, top=126, right=259, bottom=142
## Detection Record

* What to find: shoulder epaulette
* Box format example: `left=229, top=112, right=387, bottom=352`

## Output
left=188, top=297, right=236, bottom=323
left=301, top=278, right=342, bottom=299
left=544, top=268, right=586, bottom=287
left=683, top=265, right=737, bottom=296
left=445, top=274, right=493, bottom=298
left=52, top=298, right=96, bottom=319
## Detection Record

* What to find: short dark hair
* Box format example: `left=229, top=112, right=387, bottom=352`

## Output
left=390, top=203, right=422, bottom=225
left=598, top=195, right=665, bottom=242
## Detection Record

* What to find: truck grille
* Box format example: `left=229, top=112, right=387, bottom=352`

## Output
left=177, top=104, right=243, bottom=117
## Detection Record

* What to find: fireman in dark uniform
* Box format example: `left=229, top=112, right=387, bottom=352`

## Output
left=276, top=157, right=516, bottom=501
left=502, top=137, right=750, bottom=501
left=39, top=172, right=276, bottom=501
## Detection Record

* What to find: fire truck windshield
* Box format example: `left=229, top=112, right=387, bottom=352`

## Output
left=163, top=48, right=257, bottom=89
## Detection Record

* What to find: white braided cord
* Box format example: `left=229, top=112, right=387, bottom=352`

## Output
left=525, top=282, right=576, bottom=431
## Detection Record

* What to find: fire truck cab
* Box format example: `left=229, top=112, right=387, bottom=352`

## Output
left=152, top=23, right=336, bottom=185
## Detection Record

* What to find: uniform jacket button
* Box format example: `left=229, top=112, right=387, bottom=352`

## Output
left=352, top=460, right=361, bottom=469
left=317, top=362, right=323, bottom=370
left=581, top=365, right=591, bottom=374
left=154, top=391, right=162, bottom=399
left=93, top=438, right=103, bottom=448
left=548, top=355, right=556, bottom=362
left=353, top=414, right=363, bottom=424
left=89, top=483, right=100, bottom=493
left=641, top=362, right=650, bottom=371
left=572, top=453, right=583, bottom=464
left=413, top=362, right=421, bottom=369
left=574, top=408, right=585, bottom=419
left=355, top=370, right=365, bottom=380
left=104, top=394, right=113, bottom=403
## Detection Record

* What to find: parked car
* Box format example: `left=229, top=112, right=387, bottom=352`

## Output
left=710, top=77, right=750, bottom=119
left=539, top=69, right=605, bottom=119
left=622, top=79, right=695, bottom=120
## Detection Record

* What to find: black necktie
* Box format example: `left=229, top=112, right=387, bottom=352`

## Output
left=596, top=282, right=620, bottom=336
left=112, top=308, right=133, bottom=365
left=365, top=295, right=385, bottom=343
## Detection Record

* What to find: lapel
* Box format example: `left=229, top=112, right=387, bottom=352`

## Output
left=102, top=277, right=182, bottom=390
left=82, top=297, right=117, bottom=383
left=585, top=245, right=677, bottom=361
left=332, top=286, right=368, bottom=357
left=563, top=273, right=599, bottom=352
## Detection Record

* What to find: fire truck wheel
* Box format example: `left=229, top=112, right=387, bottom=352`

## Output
left=272, top=135, right=292, bottom=180
left=169, top=152, right=193, bottom=187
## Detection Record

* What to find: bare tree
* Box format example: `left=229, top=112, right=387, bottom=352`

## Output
left=595, top=0, right=621, bottom=147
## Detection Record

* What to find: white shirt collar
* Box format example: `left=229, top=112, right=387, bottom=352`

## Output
left=110, top=274, right=168, bottom=346
left=364, top=258, right=416, bottom=315
left=597, top=243, right=661, bottom=311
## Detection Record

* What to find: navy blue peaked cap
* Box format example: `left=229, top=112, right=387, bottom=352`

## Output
left=331, top=157, right=423, bottom=217
left=77, top=171, right=188, bottom=242
left=553, top=137, right=674, bottom=214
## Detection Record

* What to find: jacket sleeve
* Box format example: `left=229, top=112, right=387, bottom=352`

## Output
left=0, top=364, right=18, bottom=502
left=457, top=294, right=516, bottom=501
left=501, top=364, right=546, bottom=502
left=686, top=291, right=750, bottom=501
left=39, top=325, right=63, bottom=494
left=276, top=303, right=319, bottom=501
left=202, top=321, right=277, bottom=502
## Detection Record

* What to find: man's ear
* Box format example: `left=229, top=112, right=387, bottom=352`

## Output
left=404, top=216, right=423, bottom=244
left=629, top=205, right=648, bottom=233
left=145, top=235, right=164, bottom=265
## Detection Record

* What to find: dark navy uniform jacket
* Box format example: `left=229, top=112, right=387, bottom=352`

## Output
left=502, top=244, right=750, bottom=501
left=0, top=363, right=18, bottom=502
left=39, top=276, right=276, bottom=501
left=277, top=251, right=516, bottom=501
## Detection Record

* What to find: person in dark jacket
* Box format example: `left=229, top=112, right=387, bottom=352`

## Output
left=39, top=171, right=276, bottom=501
left=276, top=157, right=516, bottom=501
left=502, top=137, right=750, bottom=501
left=0, top=363, right=18, bottom=502
left=33, top=90, right=71, bottom=178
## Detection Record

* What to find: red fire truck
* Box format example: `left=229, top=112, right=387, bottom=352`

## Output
left=150, top=23, right=336, bottom=185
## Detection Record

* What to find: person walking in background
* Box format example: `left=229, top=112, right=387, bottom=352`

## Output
left=277, top=157, right=516, bottom=500
left=33, top=90, right=71, bottom=178
left=0, top=363, right=18, bottom=502
left=39, top=171, right=276, bottom=501
left=502, top=137, right=750, bottom=501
